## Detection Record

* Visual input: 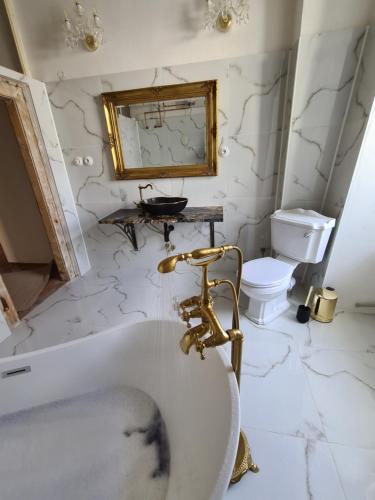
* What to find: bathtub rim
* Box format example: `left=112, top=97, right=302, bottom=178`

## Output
left=0, top=318, right=240, bottom=499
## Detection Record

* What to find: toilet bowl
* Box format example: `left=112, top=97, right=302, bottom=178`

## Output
left=241, top=257, right=296, bottom=324
left=240, top=209, right=336, bottom=325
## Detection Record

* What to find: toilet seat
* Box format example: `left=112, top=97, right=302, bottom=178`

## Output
left=242, top=257, right=293, bottom=288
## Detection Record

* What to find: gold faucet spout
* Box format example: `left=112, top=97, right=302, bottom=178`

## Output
left=180, top=323, right=209, bottom=355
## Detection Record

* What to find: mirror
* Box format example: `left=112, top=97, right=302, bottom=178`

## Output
left=102, top=81, right=217, bottom=180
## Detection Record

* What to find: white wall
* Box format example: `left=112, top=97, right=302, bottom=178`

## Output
left=0, top=0, right=21, bottom=72
left=10, top=0, right=301, bottom=82
left=300, top=0, right=374, bottom=35
left=9, top=0, right=375, bottom=82
left=323, top=99, right=375, bottom=310
left=0, top=100, right=52, bottom=263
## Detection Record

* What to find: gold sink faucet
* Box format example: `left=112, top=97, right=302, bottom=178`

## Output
left=158, top=245, right=259, bottom=484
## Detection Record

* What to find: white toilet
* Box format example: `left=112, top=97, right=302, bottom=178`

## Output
left=241, top=209, right=335, bottom=325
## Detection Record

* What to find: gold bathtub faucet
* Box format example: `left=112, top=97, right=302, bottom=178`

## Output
left=158, top=245, right=259, bottom=484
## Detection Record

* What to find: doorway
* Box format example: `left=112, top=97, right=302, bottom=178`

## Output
left=0, top=76, right=79, bottom=326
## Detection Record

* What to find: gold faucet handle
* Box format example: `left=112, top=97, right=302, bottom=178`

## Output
left=181, top=307, right=202, bottom=323
left=195, top=339, right=206, bottom=360
left=179, top=295, right=201, bottom=309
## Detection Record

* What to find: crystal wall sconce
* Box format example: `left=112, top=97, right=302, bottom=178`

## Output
left=204, top=0, right=250, bottom=32
left=63, top=2, right=103, bottom=51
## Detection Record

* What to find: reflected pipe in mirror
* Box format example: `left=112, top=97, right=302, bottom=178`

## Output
left=102, top=80, right=217, bottom=180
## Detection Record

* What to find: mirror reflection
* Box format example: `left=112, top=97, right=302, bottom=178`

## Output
left=115, top=97, right=206, bottom=168
left=102, top=80, right=217, bottom=180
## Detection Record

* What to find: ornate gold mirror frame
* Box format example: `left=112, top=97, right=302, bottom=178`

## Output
left=102, top=80, right=218, bottom=180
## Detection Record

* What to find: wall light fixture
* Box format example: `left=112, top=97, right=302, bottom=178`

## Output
left=204, top=0, right=250, bottom=32
left=63, top=2, right=103, bottom=51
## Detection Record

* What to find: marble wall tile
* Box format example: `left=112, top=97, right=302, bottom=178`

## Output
left=222, top=196, right=274, bottom=260
left=47, top=51, right=286, bottom=272
left=282, top=124, right=341, bottom=208
left=323, top=23, right=375, bottom=220
left=167, top=131, right=281, bottom=203
left=100, top=68, right=162, bottom=93
left=275, top=44, right=298, bottom=209
left=118, top=116, right=143, bottom=167
left=45, top=28, right=370, bottom=286
left=226, top=132, right=281, bottom=199
left=138, top=115, right=206, bottom=167
left=228, top=51, right=288, bottom=136
left=291, top=27, right=367, bottom=131
left=281, top=26, right=367, bottom=212
left=323, top=119, right=367, bottom=218
left=48, top=76, right=106, bottom=149
left=344, top=24, right=375, bottom=126
left=306, top=25, right=375, bottom=288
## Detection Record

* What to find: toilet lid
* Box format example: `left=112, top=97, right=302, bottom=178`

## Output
left=242, top=257, right=293, bottom=288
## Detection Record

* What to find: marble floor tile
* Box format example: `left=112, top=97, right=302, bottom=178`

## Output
left=241, top=302, right=311, bottom=348
left=240, top=338, right=326, bottom=440
left=1, top=256, right=375, bottom=499
left=225, top=427, right=345, bottom=500
left=301, top=347, right=375, bottom=448
left=308, top=311, right=375, bottom=352
left=248, top=295, right=375, bottom=354
left=330, top=443, right=375, bottom=500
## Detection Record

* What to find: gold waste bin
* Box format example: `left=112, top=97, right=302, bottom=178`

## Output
left=306, top=286, right=338, bottom=323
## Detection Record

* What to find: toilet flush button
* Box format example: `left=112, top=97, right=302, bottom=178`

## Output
left=304, top=231, right=313, bottom=238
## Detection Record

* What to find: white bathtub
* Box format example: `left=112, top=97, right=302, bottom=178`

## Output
left=0, top=320, right=240, bottom=500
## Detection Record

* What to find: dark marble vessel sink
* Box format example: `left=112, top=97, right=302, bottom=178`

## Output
left=140, top=197, right=188, bottom=215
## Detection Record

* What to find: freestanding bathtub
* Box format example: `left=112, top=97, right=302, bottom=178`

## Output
left=0, top=320, right=240, bottom=500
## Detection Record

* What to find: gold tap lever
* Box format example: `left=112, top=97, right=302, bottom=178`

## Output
left=158, top=245, right=259, bottom=483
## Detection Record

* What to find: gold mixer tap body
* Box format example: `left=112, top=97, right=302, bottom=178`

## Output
left=158, top=245, right=259, bottom=482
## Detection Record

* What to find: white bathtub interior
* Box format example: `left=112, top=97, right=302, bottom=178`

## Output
left=0, top=386, right=169, bottom=500
left=0, top=320, right=240, bottom=500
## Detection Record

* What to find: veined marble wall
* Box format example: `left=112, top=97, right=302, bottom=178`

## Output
left=307, top=23, right=375, bottom=288
left=138, top=114, right=206, bottom=167
left=118, top=115, right=143, bottom=167
left=47, top=52, right=288, bottom=274
left=46, top=25, right=373, bottom=288
left=323, top=23, right=375, bottom=219
left=281, top=26, right=368, bottom=211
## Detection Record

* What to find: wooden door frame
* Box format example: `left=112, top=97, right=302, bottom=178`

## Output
left=0, top=274, right=18, bottom=324
left=0, top=76, right=78, bottom=319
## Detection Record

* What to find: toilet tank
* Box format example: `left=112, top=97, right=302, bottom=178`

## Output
left=270, top=209, right=335, bottom=264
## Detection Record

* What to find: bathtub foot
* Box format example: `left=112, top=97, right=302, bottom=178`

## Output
left=230, top=430, right=259, bottom=484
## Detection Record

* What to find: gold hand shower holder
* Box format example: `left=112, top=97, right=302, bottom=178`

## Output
left=158, top=245, right=259, bottom=484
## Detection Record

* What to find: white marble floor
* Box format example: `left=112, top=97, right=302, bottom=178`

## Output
left=0, top=264, right=374, bottom=500
left=225, top=297, right=375, bottom=500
